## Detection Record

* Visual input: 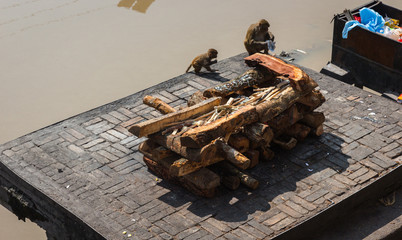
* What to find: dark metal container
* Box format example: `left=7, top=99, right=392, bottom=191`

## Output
left=331, top=0, right=402, bottom=93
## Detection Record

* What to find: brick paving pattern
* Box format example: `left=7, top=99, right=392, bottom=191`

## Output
left=0, top=53, right=401, bottom=239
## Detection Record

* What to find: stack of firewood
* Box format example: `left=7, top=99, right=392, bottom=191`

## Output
left=128, top=53, right=325, bottom=197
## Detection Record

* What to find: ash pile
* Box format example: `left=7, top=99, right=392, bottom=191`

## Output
left=128, top=53, right=326, bottom=197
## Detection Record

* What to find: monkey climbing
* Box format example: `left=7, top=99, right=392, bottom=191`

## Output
left=185, top=49, right=218, bottom=74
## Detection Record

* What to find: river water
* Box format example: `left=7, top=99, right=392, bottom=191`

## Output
left=0, top=0, right=401, bottom=238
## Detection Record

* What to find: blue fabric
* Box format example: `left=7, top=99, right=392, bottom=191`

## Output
left=342, top=7, right=385, bottom=39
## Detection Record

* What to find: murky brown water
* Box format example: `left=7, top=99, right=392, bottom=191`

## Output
left=0, top=0, right=401, bottom=238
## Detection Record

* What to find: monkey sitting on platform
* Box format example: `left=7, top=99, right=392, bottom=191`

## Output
left=244, top=19, right=275, bottom=55
left=185, top=48, right=218, bottom=74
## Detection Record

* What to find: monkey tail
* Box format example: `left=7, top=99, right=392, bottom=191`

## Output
left=185, top=64, right=192, bottom=73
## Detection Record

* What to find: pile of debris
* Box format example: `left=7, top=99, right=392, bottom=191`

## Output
left=128, top=53, right=326, bottom=197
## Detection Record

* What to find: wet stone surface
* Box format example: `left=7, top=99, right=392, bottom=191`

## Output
left=0, top=53, right=401, bottom=239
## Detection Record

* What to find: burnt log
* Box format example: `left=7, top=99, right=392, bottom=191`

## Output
left=222, top=176, right=241, bottom=190
left=244, top=150, right=259, bottom=168
left=217, top=162, right=259, bottom=190
left=259, top=146, right=275, bottom=161
left=284, top=123, right=311, bottom=141
left=300, top=112, right=326, bottom=128
left=203, top=69, right=274, bottom=98
left=273, top=137, right=298, bottom=150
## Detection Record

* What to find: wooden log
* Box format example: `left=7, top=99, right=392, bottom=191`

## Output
left=297, top=89, right=326, bottom=109
left=266, top=104, right=303, bottom=132
left=244, top=150, right=259, bottom=168
left=244, top=53, right=311, bottom=92
left=259, top=146, right=275, bottom=161
left=169, top=155, right=224, bottom=177
left=143, top=95, right=176, bottom=114
left=203, top=69, right=274, bottom=98
left=300, top=112, right=325, bottom=128
left=311, top=124, right=324, bottom=137
left=129, top=97, right=222, bottom=137
left=180, top=105, right=259, bottom=148
left=182, top=168, right=220, bottom=191
left=216, top=140, right=250, bottom=170
left=243, top=123, right=274, bottom=147
left=273, top=137, right=298, bottom=150
left=150, top=132, right=220, bottom=163
left=187, top=91, right=207, bottom=107
left=152, top=146, right=175, bottom=161
left=284, top=123, right=311, bottom=141
left=228, top=133, right=250, bottom=153
left=143, top=156, right=218, bottom=198
left=222, top=176, right=240, bottom=190
left=217, top=162, right=259, bottom=190
left=256, top=78, right=318, bottom=123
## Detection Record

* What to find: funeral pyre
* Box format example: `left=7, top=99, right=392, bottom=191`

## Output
left=128, top=53, right=326, bottom=197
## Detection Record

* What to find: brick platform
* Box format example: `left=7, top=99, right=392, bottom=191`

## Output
left=0, top=53, right=401, bottom=240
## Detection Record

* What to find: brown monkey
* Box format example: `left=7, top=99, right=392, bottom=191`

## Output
left=185, top=48, right=218, bottom=73
left=244, top=19, right=275, bottom=55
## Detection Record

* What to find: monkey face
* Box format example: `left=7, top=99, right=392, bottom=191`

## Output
left=208, top=49, right=218, bottom=59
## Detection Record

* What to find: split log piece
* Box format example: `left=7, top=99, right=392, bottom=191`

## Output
left=203, top=69, right=274, bottom=98
left=182, top=168, right=220, bottom=191
left=244, top=53, right=311, bottom=92
left=143, top=95, right=176, bottom=114
left=129, top=97, right=221, bottom=137
left=284, top=123, right=311, bottom=141
left=216, top=139, right=250, bottom=170
left=272, top=137, right=298, bottom=150
left=217, top=162, right=259, bottom=190
left=138, top=139, right=159, bottom=159
left=267, top=104, right=303, bottom=132
left=180, top=105, right=259, bottom=148
left=259, top=146, right=275, bottom=161
left=244, top=150, right=259, bottom=168
left=222, top=175, right=241, bottom=190
left=300, top=112, right=325, bottom=129
left=228, top=133, right=250, bottom=153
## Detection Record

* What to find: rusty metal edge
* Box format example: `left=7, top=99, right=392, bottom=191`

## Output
left=272, top=164, right=402, bottom=240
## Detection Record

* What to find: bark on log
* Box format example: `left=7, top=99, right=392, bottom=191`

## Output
left=143, top=156, right=218, bottom=198
left=244, top=53, right=311, bottom=92
left=180, top=105, right=259, bottom=148
left=152, top=146, right=175, bottom=161
left=203, top=69, right=274, bottom=98
left=150, top=132, right=220, bottom=163
left=300, top=112, right=325, bottom=128
left=169, top=155, right=224, bottom=177
left=256, top=79, right=318, bottom=123
left=217, top=162, right=259, bottom=190
left=143, top=95, right=176, bottom=114
left=297, top=89, right=326, bottom=109
left=267, top=104, right=303, bottom=131
left=273, top=137, right=298, bottom=150
left=129, top=97, right=221, bottom=137
left=244, top=150, right=259, bottom=168
left=228, top=133, right=250, bottom=153
left=216, top=140, right=250, bottom=170
left=284, top=123, right=311, bottom=141
left=243, top=123, right=274, bottom=147
left=222, top=176, right=240, bottom=190
left=188, top=91, right=207, bottom=107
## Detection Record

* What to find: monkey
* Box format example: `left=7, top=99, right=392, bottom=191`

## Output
left=244, top=19, right=275, bottom=55
left=185, top=48, right=218, bottom=74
